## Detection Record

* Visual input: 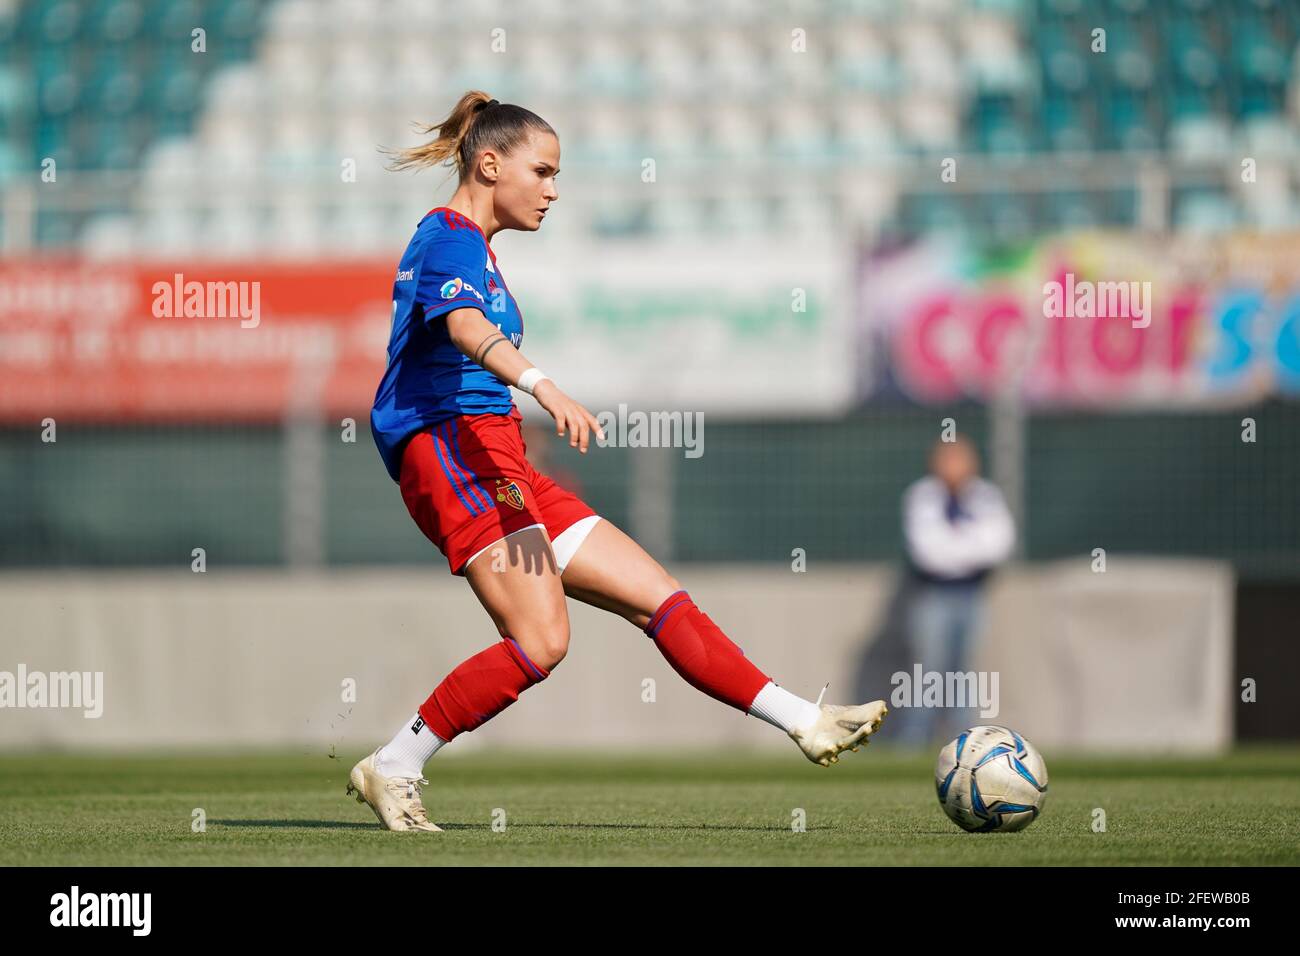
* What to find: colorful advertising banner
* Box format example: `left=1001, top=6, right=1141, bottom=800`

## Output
left=856, top=231, right=1300, bottom=407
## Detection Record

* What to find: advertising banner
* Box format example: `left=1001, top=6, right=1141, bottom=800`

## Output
left=856, top=231, right=1300, bottom=407
left=0, top=239, right=853, bottom=420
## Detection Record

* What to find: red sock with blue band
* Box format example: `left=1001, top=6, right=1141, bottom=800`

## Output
left=418, top=636, right=549, bottom=742
left=644, top=590, right=771, bottom=711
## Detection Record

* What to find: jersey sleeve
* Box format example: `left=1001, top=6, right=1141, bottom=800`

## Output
left=415, top=227, right=489, bottom=325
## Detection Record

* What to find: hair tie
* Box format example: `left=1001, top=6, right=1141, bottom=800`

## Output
left=483, top=98, right=500, bottom=110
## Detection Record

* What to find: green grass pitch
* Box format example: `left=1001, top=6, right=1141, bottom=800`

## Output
left=1, top=747, right=1297, bottom=866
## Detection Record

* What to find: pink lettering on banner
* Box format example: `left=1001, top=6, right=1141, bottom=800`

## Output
left=971, top=294, right=1024, bottom=392
left=899, top=293, right=962, bottom=401
left=1091, top=312, right=1144, bottom=378
left=866, top=232, right=1300, bottom=406
left=1167, top=290, right=1200, bottom=375
left=894, top=277, right=1194, bottom=402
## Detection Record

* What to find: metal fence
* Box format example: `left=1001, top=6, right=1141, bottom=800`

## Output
left=3, top=399, right=1296, bottom=579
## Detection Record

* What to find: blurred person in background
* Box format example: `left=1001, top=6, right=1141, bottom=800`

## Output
left=893, top=436, right=1014, bottom=747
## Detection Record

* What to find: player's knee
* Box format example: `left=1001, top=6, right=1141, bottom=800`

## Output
left=629, top=570, right=684, bottom=629
left=512, top=614, right=570, bottom=671
left=541, top=626, right=570, bottom=669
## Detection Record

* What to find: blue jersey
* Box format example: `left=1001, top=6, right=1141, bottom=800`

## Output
left=371, top=206, right=525, bottom=481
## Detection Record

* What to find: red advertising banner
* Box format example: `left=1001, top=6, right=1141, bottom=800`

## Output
left=0, top=259, right=394, bottom=421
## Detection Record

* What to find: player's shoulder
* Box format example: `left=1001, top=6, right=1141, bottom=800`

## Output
left=411, top=207, right=486, bottom=267
left=418, top=207, right=485, bottom=243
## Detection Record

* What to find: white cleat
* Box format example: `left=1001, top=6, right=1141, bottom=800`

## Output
left=790, top=700, right=889, bottom=767
left=346, top=748, right=443, bottom=832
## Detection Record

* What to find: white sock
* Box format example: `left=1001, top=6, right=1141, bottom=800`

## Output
left=747, top=681, right=822, bottom=734
left=375, top=713, right=446, bottom=778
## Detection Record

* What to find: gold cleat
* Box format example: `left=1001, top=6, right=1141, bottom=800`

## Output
left=789, top=699, right=889, bottom=767
left=346, top=748, right=443, bottom=832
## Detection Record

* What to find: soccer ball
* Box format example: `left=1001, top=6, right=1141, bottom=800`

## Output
left=935, top=725, right=1048, bottom=832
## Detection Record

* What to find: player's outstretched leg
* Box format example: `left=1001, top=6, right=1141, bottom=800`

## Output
left=560, top=519, right=888, bottom=766
left=349, top=526, right=566, bottom=830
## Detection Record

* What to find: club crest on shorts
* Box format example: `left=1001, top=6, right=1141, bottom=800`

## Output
left=494, top=478, right=525, bottom=510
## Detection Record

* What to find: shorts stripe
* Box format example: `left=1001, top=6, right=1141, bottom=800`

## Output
left=445, top=419, right=497, bottom=510
left=435, top=422, right=492, bottom=513
left=432, top=428, right=482, bottom=516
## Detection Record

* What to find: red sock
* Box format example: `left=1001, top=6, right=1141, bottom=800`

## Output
left=417, top=636, right=549, bottom=742
left=644, top=590, right=771, bottom=712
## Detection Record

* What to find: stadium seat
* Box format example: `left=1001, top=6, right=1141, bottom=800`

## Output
left=4, top=0, right=1299, bottom=247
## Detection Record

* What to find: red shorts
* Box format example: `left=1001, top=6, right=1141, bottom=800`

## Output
left=399, top=407, right=597, bottom=575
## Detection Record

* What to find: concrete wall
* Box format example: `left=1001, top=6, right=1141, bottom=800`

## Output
left=0, top=559, right=1233, bottom=753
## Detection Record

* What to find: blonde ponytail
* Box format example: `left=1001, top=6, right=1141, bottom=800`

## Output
left=383, top=90, right=554, bottom=181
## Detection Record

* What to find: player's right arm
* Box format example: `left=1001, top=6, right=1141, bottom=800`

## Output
left=444, top=307, right=604, bottom=454
left=415, top=224, right=604, bottom=453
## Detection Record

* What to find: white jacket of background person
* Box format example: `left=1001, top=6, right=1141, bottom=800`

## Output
left=902, top=475, right=1015, bottom=583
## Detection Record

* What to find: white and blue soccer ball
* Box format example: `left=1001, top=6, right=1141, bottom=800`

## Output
left=935, top=725, right=1048, bottom=832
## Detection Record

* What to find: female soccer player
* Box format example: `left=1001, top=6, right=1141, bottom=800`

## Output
left=350, top=91, right=888, bottom=831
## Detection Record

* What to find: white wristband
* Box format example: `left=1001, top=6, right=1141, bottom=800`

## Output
left=516, top=367, right=550, bottom=395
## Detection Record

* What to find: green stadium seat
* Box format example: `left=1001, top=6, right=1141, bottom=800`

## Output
left=92, top=0, right=144, bottom=43
left=37, top=0, right=81, bottom=45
